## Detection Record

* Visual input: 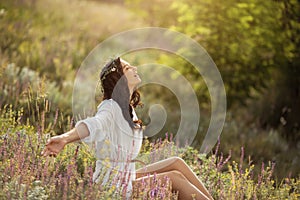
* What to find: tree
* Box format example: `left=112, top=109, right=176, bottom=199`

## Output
left=255, top=0, right=300, bottom=142
left=127, top=0, right=300, bottom=141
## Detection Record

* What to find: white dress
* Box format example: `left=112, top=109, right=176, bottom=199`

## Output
left=75, top=99, right=143, bottom=197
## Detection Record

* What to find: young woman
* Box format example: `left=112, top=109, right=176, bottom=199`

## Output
left=42, top=57, right=213, bottom=200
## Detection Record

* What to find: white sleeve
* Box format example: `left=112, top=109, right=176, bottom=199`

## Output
left=75, top=101, right=113, bottom=143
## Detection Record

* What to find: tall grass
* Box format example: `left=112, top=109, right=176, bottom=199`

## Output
left=0, top=103, right=299, bottom=199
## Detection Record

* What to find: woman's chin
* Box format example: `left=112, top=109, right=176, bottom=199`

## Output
left=135, top=78, right=142, bottom=85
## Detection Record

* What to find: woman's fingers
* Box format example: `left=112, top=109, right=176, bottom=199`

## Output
left=46, top=139, right=51, bottom=144
left=50, top=153, right=57, bottom=157
left=41, top=148, right=49, bottom=156
left=42, top=147, right=57, bottom=157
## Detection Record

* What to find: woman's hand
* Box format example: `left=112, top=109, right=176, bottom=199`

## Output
left=41, top=135, right=67, bottom=157
left=41, top=126, right=89, bottom=157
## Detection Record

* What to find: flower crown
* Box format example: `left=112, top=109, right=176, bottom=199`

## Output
left=100, top=59, right=119, bottom=82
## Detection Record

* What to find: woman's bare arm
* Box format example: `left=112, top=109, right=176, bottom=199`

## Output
left=42, top=123, right=90, bottom=156
left=64, top=123, right=90, bottom=143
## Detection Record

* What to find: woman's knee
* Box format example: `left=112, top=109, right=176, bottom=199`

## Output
left=168, top=156, right=185, bottom=166
left=167, top=170, right=186, bottom=180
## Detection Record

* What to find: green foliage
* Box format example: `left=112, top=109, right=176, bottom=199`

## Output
left=0, top=62, right=73, bottom=134
left=0, top=0, right=142, bottom=88
left=127, top=0, right=300, bottom=140
left=0, top=0, right=144, bottom=132
left=125, top=0, right=178, bottom=27
left=127, top=0, right=282, bottom=105
left=252, top=0, right=300, bottom=142
left=0, top=0, right=98, bottom=102
left=219, top=110, right=300, bottom=180
left=126, top=0, right=300, bottom=176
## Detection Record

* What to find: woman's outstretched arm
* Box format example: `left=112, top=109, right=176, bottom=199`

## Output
left=42, top=103, right=112, bottom=157
left=41, top=123, right=90, bottom=157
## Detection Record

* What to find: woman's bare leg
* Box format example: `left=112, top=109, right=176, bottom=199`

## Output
left=136, top=157, right=213, bottom=200
left=133, top=170, right=210, bottom=200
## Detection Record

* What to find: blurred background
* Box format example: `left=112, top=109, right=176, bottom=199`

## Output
left=0, top=0, right=299, bottom=180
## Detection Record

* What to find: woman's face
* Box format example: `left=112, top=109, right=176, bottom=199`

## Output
left=121, top=59, right=141, bottom=87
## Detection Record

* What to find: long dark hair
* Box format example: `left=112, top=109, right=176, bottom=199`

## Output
left=100, top=57, right=141, bottom=128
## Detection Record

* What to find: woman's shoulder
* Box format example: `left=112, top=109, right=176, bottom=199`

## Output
left=96, top=99, right=126, bottom=122
left=97, top=99, right=119, bottom=112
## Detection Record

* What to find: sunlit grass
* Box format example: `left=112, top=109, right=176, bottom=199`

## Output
left=0, top=105, right=299, bottom=199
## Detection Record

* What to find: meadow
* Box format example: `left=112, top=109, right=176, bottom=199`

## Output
left=0, top=0, right=299, bottom=199
left=0, top=103, right=299, bottom=199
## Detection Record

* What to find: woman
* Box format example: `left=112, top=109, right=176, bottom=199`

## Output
left=42, top=57, right=213, bottom=200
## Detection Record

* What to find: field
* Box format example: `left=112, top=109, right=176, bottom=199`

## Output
left=0, top=0, right=299, bottom=199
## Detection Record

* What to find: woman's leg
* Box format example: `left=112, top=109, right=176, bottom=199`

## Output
left=136, top=157, right=213, bottom=200
left=133, top=170, right=211, bottom=200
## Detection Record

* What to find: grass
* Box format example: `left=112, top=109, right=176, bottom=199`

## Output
left=0, top=104, right=299, bottom=199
